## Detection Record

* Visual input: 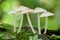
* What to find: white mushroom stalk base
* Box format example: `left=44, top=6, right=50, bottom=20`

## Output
left=29, top=36, right=33, bottom=40
left=13, top=14, right=16, bottom=32
left=26, top=14, right=35, bottom=34
left=38, top=13, right=41, bottom=34
left=17, top=14, right=24, bottom=33
left=44, top=16, right=48, bottom=34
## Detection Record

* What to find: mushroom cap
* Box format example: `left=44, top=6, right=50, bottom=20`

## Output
left=8, top=6, right=29, bottom=14
left=40, top=12, right=54, bottom=17
left=8, top=10, right=16, bottom=14
left=20, top=9, right=34, bottom=14
left=33, top=7, right=46, bottom=13
left=15, top=6, right=29, bottom=12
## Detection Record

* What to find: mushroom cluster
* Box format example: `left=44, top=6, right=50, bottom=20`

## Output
left=8, top=6, right=35, bottom=34
left=8, top=6, right=54, bottom=35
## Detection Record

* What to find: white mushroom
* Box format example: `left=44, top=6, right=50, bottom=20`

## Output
left=33, top=7, right=46, bottom=34
left=8, top=9, right=17, bottom=32
left=15, top=6, right=29, bottom=12
left=17, top=8, right=35, bottom=34
left=8, top=6, right=35, bottom=34
left=40, top=11, right=54, bottom=34
left=8, top=6, right=29, bottom=14
left=33, top=7, right=46, bottom=13
left=8, top=6, right=28, bottom=32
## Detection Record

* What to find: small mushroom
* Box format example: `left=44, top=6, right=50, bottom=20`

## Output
left=33, top=7, right=46, bottom=13
left=17, top=7, right=35, bottom=34
left=8, top=6, right=28, bottom=32
left=33, top=7, right=46, bottom=34
left=9, top=6, right=35, bottom=34
left=8, top=6, right=29, bottom=14
left=8, top=10, right=17, bottom=32
left=15, top=6, right=29, bottom=12
left=40, top=11, right=54, bottom=34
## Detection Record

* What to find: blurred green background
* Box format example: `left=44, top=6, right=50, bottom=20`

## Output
left=0, top=0, right=60, bottom=40
left=0, top=0, right=60, bottom=30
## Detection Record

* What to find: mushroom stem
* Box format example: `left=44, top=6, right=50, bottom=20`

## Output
left=26, top=14, right=35, bottom=34
left=37, top=13, right=41, bottom=34
left=13, top=13, right=16, bottom=32
left=44, top=16, right=48, bottom=34
left=17, top=14, right=24, bottom=33
left=29, top=36, right=33, bottom=40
